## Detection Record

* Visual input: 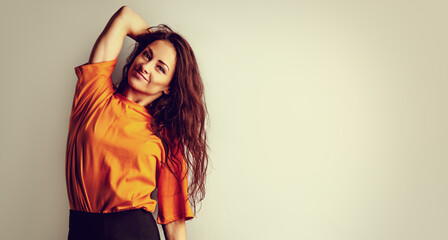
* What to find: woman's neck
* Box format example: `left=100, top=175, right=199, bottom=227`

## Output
left=122, top=87, right=161, bottom=107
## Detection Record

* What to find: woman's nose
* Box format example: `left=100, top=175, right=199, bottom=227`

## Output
left=140, top=64, right=151, bottom=75
left=141, top=60, right=155, bottom=74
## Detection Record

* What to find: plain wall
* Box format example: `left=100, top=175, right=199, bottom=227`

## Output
left=1, top=0, right=447, bottom=239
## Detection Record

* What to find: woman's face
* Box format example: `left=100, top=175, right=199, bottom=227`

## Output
left=127, top=40, right=177, bottom=98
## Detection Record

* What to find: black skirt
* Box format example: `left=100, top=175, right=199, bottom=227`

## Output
left=68, top=208, right=160, bottom=240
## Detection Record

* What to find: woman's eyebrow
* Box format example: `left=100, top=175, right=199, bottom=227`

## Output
left=146, top=47, right=153, bottom=56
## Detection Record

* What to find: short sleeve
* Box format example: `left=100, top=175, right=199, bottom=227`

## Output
left=71, top=58, right=118, bottom=116
left=156, top=147, right=194, bottom=224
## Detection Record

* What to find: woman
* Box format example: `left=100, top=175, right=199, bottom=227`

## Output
left=65, top=6, right=208, bottom=240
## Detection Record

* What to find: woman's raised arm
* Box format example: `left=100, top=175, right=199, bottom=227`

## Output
left=88, top=6, right=150, bottom=64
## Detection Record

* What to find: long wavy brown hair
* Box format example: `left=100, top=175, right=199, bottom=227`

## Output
left=116, top=25, right=208, bottom=212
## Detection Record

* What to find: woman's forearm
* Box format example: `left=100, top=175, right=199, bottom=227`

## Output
left=120, top=6, right=151, bottom=40
left=88, top=6, right=150, bottom=63
left=162, top=218, right=187, bottom=240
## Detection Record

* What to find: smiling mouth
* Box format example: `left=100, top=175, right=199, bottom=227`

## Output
left=135, top=69, right=148, bottom=81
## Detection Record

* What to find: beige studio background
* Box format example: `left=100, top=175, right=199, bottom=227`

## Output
left=1, top=0, right=447, bottom=239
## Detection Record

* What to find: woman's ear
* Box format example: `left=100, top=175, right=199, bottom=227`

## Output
left=163, top=88, right=170, bottom=95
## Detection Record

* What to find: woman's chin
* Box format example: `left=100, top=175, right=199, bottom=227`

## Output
left=128, top=76, right=148, bottom=88
left=128, top=79, right=153, bottom=94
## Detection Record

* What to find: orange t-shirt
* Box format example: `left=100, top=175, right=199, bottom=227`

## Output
left=65, top=58, right=193, bottom=224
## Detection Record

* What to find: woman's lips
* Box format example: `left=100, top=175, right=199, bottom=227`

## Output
left=135, top=69, right=148, bottom=81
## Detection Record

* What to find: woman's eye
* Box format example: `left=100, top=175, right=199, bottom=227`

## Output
left=157, top=66, right=166, bottom=74
left=143, top=51, right=151, bottom=59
